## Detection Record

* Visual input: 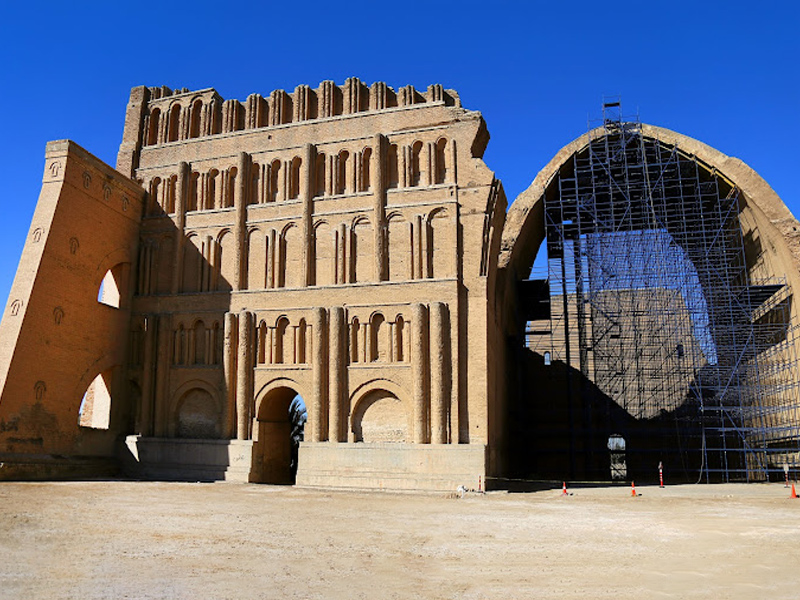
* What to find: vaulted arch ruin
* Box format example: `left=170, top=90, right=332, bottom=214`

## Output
left=496, top=116, right=800, bottom=483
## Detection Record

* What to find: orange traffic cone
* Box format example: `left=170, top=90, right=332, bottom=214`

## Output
left=562, top=481, right=568, bottom=496
left=791, top=483, right=798, bottom=499
left=631, top=481, right=637, bottom=497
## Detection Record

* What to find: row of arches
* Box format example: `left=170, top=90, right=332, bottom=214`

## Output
left=136, top=236, right=173, bottom=296
left=174, top=320, right=223, bottom=366
left=245, top=209, right=451, bottom=290
left=182, top=231, right=236, bottom=293
left=142, top=138, right=453, bottom=216
left=256, top=318, right=308, bottom=365
left=147, top=166, right=243, bottom=216
left=145, top=98, right=220, bottom=146
left=252, top=311, right=410, bottom=367
left=142, top=81, right=453, bottom=147
left=350, top=313, right=408, bottom=364
left=135, top=207, right=453, bottom=297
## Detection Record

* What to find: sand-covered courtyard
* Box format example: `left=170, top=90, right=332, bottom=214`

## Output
left=1, top=480, right=798, bottom=599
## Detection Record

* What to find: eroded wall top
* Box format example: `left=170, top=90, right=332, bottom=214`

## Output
left=117, top=79, right=469, bottom=176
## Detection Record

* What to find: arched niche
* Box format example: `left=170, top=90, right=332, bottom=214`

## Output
left=349, top=381, right=411, bottom=443
left=173, top=386, right=221, bottom=439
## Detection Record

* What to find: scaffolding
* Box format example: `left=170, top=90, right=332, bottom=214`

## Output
left=525, top=104, right=800, bottom=482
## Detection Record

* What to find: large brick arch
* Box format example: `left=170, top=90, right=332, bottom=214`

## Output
left=499, top=124, right=800, bottom=291
left=494, top=123, right=800, bottom=482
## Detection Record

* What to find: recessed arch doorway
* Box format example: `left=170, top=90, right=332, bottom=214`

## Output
left=251, top=386, right=306, bottom=484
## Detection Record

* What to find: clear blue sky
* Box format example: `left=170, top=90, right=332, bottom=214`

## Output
left=1, top=1, right=797, bottom=307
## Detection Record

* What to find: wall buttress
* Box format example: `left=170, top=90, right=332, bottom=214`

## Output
left=234, top=152, right=251, bottom=291
left=139, top=315, right=156, bottom=436
left=302, top=143, right=315, bottom=286
left=328, top=306, right=345, bottom=442
left=430, top=302, right=449, bottom=444
left=171, top=162, right=189, bottom=294
left=373, top=134, right=388, bottom=281
left=236, top=310, right=253, bottom=440
left=309, top=307, right=328, bottom=442
left=223, top=312, right=238, bottom=438
left=411, top=303, right=430, bottom=444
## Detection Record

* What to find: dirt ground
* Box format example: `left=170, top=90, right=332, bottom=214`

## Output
left=1, top=480, right=798, bottom=600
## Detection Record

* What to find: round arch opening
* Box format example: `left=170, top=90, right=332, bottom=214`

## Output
left=251, top=386, right=306, bottom=484
left=503, top=120, right=800, bottom=484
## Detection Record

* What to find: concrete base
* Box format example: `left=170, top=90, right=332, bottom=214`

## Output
left=296, top=442, right=487, bottom=491
left=121, top=436, right=254, bottom=482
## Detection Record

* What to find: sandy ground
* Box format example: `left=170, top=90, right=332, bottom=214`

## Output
left=0, top=480, right=798, bottom=600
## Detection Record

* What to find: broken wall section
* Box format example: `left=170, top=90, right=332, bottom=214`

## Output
left=0, top=140, right=145, bottom=479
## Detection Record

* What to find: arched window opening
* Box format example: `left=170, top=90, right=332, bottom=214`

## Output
left=411, top=141, right=423, bottom=186
left=275, top=317, right=290, bottom=364
left=247, top=229, right=267, bottom=290
left=149, top=177, right=162, bottom=216
left=166, top=175, right=177, bottom=213
left=250, top=164, right=260, bottom=205
left=189, top=99, right=203, bottom=138
left=147, top=108, right=161, bottom=145
left=387, top=215, right=411, bottom=281
left=351, top=218, right=374, bottom=283
left=280, top=225, right=303, bottom=288
left=174, top=324, right=186, bottom=365
left=434, top=138, right=447, bottom=184
left=258, top=321, right=268, bottom=364
left=78, top=371, right=113, bottom=430
left=313, top=222, right=334, bottom=286
left=315, top=153, right=326, bottom=197
left=181, top=235, right=202, bottom=293
left=168, top=104, right=181, bottom=142
left=387, top=144, right=399, bottom=189
left=270, top=160, right=281, bottom=202
left=370, top=313, right=386, bottom=362
left=544, top=351, right=552, bottom=366
left=217, top=231, right=235, bottom=292
left=98, top=264, right=127, bottom=309
left=427, top=209, right=451, bottom=278
left=336, top=151, right=349, bottom=194
left=289, top=157, right=302, bottom=200
left=225, top=167, right=237, bottom=208
left=208, top=169, right=220, bottom=210
left=350, top=318, right=361, bottom=363
left=394, top=316, right=405, bottom=362
left=193, top=320, right=206, bottom=365
left=360, top=147, right=372, bottom=191
left=187, top=172, right=199, bottom=212
left=297, top=319, right=307, bottom=363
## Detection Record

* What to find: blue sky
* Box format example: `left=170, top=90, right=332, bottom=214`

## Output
left=1, top=1, right=797, bottom=307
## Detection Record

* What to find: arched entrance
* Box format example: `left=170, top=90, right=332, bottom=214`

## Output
left=499, top=112, right=800, bottom=483
left=251, top=386, right=306, bottom=484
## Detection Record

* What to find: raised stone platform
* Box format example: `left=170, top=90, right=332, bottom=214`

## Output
left=296, top=442, right=487, bottom=491
left=0, top=452, right=119, bottom=481
left=121, top=436, right=254, bottom=482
